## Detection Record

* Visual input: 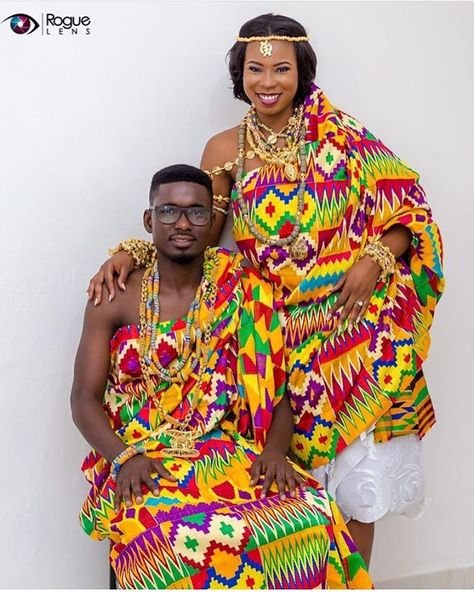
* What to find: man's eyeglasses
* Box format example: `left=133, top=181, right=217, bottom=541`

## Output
left=149, top=205, right=212, bottom=226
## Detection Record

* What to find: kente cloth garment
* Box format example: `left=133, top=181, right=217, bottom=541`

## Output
left=80, top=249, right=372, bottom=590
left=232, top=84, right=444, bottom=470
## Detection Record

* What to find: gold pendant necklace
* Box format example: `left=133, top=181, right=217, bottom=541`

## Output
left=284, top=162, right=298, bottom=183
left=160, top=428, right=200, bottom=458
left=289, top=235, right=308, bottom=260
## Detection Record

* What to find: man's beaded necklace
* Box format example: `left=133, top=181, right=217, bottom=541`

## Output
left=138, top=250, right=219, bottom=457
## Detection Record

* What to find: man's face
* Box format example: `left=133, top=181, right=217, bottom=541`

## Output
left=144, top=181, right=214, bottom=264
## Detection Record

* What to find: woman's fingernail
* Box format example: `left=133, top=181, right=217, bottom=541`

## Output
left=94, top=298, right=99, bottom=306
left=348, top=322, right=353, bottom=331
left=120, top=283, right=126, bottom=291
left=108, top=294, right=112, bottom=302
left=136, top=496, right=142, bottom=503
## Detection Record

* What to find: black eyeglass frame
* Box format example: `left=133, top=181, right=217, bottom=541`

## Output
left=149, top=205, right=213, bottom=226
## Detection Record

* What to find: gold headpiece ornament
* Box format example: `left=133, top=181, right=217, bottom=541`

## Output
left=236, top=35, right=309, bottom=57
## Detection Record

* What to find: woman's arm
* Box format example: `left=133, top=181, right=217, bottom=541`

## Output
left=379, top=223, right=412, bottom=258
left=86, top=243, right=154, bottom=306
left=200, top=133, right=234, bottom=246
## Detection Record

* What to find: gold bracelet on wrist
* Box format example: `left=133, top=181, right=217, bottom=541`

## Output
left=213, top=205, right=230, bottom=216
left=108, top=238, right=156, bottom=270
left=360, top=239, right=396, bottom=280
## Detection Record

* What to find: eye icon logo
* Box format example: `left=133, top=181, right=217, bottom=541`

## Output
left=2, top=13, right=40, bottom=35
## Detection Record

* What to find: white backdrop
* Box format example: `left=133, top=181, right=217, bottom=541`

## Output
left=1, top=1, right=473, bottom=588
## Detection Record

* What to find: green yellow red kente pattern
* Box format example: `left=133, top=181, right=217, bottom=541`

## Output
left=232, top=84, right=444, bottom=469
left=80, top=249, right=372, bottom=589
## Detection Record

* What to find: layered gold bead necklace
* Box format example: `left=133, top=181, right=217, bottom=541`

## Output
left=235, top=105, right=309, bottom=260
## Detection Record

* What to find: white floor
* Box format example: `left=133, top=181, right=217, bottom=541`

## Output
left=377, top=566, right=474, bottom=589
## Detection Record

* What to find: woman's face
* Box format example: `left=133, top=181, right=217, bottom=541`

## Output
left=242, top=40, right=299, bottom=118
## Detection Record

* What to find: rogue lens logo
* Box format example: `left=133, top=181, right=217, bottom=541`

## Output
left=45, top=14, right=91, bottom=35
left=2, top=12, right=91, bottom=36
left=2, top=13, right=39, bottom=34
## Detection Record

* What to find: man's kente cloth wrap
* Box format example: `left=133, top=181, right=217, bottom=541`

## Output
left=231, top=84, right=444, bottom=469
left=80, top=249, right=372, bottom=589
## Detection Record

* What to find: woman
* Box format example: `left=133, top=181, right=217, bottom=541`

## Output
left=88, top=14, right=444, bottom=565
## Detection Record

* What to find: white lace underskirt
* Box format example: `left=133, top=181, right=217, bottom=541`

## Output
left=310, top=432, right=426, bottom=523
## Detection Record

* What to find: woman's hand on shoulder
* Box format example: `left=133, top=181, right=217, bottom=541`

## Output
left=87, top=251, right=135, bottom=305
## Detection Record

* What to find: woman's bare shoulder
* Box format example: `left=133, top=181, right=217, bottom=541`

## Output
left=201, top=126, right=239, bottom=169
left=206, top=125, right=239, bottom=148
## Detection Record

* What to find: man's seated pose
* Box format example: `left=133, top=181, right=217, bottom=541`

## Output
left=71, top=164, right=371, bottom=589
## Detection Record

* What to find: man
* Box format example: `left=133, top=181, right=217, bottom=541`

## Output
left=71, top=164, right=371, bottom=589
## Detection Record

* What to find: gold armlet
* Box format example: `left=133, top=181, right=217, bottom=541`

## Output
left=205, top=162, right=234, bottom=178
left=213, top=194, right=231, bottom=204
left=360, top=239, right=396, bottom=280
left=204, top=151, right=256, bottom=179
left=108, top=238, right=156, bottom=269
left=213, top=205, right=230, bottom=216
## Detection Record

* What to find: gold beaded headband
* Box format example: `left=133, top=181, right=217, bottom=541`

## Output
left=236, top=35, right=309, bottom=57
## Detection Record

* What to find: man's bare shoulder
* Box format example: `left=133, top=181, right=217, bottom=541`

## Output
left=86, top=268, right=144, bottom=327
left=125, top=268, right=146, bottom=290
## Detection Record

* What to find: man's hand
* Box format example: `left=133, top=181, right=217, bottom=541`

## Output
left=87, top=252, right=135, bottom=306
left=250, top=448, right=306, bottom=500
left=114, top=455, right=177, bottom=511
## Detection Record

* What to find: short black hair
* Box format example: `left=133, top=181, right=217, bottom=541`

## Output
left=149, top=164, right=213, bottom=204
left=227, top=14, right=317, bottom=107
